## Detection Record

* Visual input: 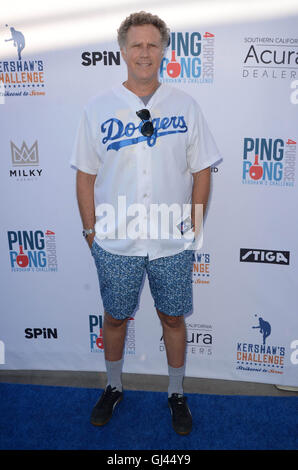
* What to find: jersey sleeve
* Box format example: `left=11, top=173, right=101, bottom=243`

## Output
left=186, top=100, right=221, bottom=173
left=70, top=109, right=102, bottom=175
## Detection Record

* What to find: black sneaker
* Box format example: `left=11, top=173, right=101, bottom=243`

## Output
left=168, top=393, right=192, bottom=435
left=90, top=385, right=123, bottom=426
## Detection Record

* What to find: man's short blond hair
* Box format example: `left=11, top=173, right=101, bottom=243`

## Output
left=117, top=11, right=170, bottom=50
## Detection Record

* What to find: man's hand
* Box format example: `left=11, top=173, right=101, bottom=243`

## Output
left=86, top=232, right=95, bottom=250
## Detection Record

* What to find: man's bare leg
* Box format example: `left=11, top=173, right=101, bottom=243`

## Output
left=103, top=311, right=128, bottom=361
left=157, top=309, right=186, bottom=367
left=103, top=311, right=128, bottom=390
left=156, top=309, right=186, bottom=397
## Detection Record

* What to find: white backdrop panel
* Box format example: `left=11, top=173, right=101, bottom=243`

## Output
left=1, top=4, right=297, bottom=387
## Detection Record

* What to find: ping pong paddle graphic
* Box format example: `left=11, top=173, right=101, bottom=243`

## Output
left=249, top=155, right=263, bottom=180
left=167, top=50, right=181, bottom=78
left=16, top=245, right=29, bottom=268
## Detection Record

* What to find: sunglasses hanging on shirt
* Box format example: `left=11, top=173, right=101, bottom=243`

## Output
left=136, top=109, right=154, bottom=137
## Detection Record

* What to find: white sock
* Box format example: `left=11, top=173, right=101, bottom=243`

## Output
left=168, top=364, right=185, bottom=397
left=105, top=358, right=123, bottom=392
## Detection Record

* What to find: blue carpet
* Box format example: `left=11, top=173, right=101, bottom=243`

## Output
left=0, top=383, right=297, bottom=450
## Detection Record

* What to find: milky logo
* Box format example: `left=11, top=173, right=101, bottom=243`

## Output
left=9, top=140, right=43, bottom=181
left=101, top=115, right=187, bottom=151
left=160, top=31, right=215, bottom=84
left=11, top=141, right=39, bottom=166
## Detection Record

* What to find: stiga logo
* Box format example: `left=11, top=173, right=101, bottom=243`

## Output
left=1, top=25, right=46, bottom=97
left=192, top=252, right=210, bottom=285
left=89, top=315, right=135, bottom=355
left=160, top=31, right=215, bottom=84
left=8, top=230, right=58, bottom=272
left=9, top=140, right=43, bottom=181
left=160, top=323, right=213, bottom=356
left=242, top=137, right=296, bottom=187
left=240, top=249, right=290, bottom=265
left=242, top=36, right=298, bottom=80
left=236, top=314, right=285, bottom=376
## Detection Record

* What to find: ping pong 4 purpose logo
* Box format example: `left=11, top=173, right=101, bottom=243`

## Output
left=89, top=315, right=135, bottom=355
left=8, top=229, right=58, bottom=272
left=159, top=31, right=215, bottom=84
left=242, top=136, right=296, bottom=187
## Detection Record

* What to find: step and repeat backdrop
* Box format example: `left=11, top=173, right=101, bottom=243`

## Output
left=1, top=4, right=298, bottom=387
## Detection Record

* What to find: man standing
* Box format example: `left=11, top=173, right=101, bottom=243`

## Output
left=71, top=11, right=220, bottom=436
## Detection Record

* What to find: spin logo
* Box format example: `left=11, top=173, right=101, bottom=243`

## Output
left=8, top=230, right=58, bottom=272
left=25, top=327, right=58, bottom=339
left=192, top=252, right=210, bottom=285
left=81, top=51, right=120, bottom=66
left=160, top=31, right=215, bottom=84
left=242, top=137, right=296, bottom=187
left=236, top=314, right=285, bottom=376
left=89, top=315, right=135, bottom=355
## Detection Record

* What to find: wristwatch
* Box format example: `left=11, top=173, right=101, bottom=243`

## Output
left=82, top=228, right=95, bottom=238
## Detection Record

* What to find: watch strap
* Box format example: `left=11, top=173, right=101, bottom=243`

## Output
left=82, top=228, right=95, bottom=238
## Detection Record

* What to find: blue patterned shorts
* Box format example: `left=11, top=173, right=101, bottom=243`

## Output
left=91, top=241, right=193, bottom=320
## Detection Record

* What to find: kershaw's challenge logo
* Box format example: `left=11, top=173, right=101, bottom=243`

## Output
left=101, top=115, right=187, bottom=151
left=1, top=25, right=45, bottom=97
left=242, top=137, right=296, bottom=186
left=236, top=314, right=285, bottom=376
left=160, top=31, right=215, bottom=84
left=192, top=252, right=210, bottom=284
